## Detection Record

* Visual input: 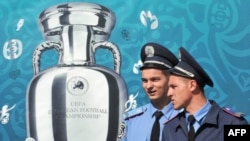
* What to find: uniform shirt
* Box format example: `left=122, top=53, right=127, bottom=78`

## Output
left=120, top=102, right=179, bottom=141
left=162, top=100, right=249, bottom=141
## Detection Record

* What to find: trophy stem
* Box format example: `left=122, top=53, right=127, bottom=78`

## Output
left=60, top=25, right=94, bottom=65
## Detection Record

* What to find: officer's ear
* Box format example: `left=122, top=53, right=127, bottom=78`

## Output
left=188, top=79, right=199, bottom=93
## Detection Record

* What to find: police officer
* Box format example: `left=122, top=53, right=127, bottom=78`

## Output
left=118, top=42, right=180, bottom=141
left=162, top=47, right=248, bottom=141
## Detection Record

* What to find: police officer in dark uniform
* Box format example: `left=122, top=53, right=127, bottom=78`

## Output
left=118, top=43, right=181, bottom=141
left=162, top=47, right=248, bottom=141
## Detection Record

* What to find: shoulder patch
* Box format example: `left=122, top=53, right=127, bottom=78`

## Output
left=124, top=107, right=147, bottom=120
left=222, top=107, right=245, bottom=118
left=117, top=122, right=126, bottom=140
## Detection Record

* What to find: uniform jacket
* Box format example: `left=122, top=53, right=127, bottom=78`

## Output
left=119, top=102, right=179, bottom=141
left=162, top=100, right=248, bottom=141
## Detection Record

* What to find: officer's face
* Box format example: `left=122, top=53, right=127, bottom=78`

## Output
left=141, top=68, right=170, bottom=105
left=167, top=75, right=192, bottom=110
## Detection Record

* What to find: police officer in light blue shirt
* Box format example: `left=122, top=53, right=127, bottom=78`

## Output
left=118, top=42, right=181, bottom=141
left=162, top=47, right=248, bottom=141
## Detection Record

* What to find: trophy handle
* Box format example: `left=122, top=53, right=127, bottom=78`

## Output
left=33, top=41, right=63, bottom=75
left=92, top=41, right=121, bottom=74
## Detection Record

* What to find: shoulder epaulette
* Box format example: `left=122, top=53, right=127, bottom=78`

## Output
left=222, top=107, right=245, bottom=118
left=123, top=107, right=147, bottom=120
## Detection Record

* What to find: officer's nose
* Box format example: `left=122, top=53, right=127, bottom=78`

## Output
left=145, top=81, right=153, bottom=89
left=167, top=87, right=173, bottom=97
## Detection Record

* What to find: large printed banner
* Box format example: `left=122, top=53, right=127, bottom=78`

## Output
left=0, top=0, right=249, bottom=140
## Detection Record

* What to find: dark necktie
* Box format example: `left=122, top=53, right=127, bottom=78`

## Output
left=188, top=115, right=195, bottom=141
left=150, top=111, right=163, bottom=141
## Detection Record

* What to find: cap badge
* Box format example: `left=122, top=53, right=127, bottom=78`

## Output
left=145, top=46, right=155, bottom=57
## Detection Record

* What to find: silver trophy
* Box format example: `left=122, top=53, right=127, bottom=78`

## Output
left=26, top=2, right=128, bottom=141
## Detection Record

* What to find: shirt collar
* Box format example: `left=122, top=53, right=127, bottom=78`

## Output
left=149, top=102, right=179, bottom=119
left=185, top=100, right=211, bottom=124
